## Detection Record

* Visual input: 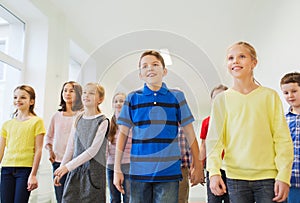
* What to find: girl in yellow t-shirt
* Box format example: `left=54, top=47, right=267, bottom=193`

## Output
left=0, top=85, right=45, bottom=203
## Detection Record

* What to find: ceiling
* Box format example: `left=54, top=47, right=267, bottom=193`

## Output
left=6, top=0, right=300, bottom=125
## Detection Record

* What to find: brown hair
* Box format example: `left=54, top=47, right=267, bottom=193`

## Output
left=210, top=84, right=228, bottom=98
left=107, top=92, right=126, bottom=143
left=280, top=72, right=300, bottom=86
left=13, top=85, right=36, bottom=117
left=138, top=50, right=165, bottom=68
left=59, top=81, right=83, bottom=112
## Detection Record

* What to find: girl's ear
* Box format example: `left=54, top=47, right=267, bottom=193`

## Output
left=30, top=99, right=35, bottom=106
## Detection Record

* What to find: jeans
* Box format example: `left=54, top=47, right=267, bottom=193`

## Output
left=53, top=162, right=67, bottom=203
left=130, top=181, right=179, bottom=203
left=227, top=178, right=277, bottom=203
left=206, top=169, right=229, bottom=203
left=287, top=186, right=300, bottom=203
left=1, top=167, right=32, bottom=203
left=106, top=164, right=130, bottom=203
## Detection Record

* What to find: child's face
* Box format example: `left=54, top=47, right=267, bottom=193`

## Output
left=63, top=83, right=76, bottom=104
left=113, top=94, right=125, bottom=114
left=139, top=55, right=167, bottom=91
left=226, top=45, right=257, bottom=80
left=13, top=89, right=34, bottom=112
left=281, top=82, right=300, bottom=108
left=82, top=85, right=102, bottom=109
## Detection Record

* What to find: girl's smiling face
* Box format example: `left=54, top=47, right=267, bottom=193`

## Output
left=226, top=45, right=257, bottom=80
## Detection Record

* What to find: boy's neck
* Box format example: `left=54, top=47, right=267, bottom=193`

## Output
left=146, top=83, right=163, bottom=91
left=291, top=106, right=300, bottom=115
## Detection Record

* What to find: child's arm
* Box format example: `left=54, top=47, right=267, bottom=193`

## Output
left=27, top=134, right=44, bottom=191
left=57, top=119, right=108, bottom=174
left=0, top=137, right=6, bottom=162
left=44, top=115, right=56, bottom=163
left=182, top=123, right=205, bottom=186
left=113, top=125, right=130, bottom=194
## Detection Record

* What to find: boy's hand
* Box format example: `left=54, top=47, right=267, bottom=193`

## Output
left=190, top=159, right=205, bottom=186
left=273, top=180, right=289, bottom=202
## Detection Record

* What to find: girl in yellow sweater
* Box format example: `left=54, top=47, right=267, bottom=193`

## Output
left=206, top=42, right=293, bottom=203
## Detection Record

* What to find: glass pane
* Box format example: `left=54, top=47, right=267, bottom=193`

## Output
left=0, top=60, right=21, bottom=126
left=0, top=5, right=25, bottom=62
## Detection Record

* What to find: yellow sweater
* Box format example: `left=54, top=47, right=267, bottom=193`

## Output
left=206, top=86, right=293, bottom=185
left=1, top=117, right=45, bottom=167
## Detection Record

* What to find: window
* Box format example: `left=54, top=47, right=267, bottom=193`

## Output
left=0, top=5, right=24, bottom=126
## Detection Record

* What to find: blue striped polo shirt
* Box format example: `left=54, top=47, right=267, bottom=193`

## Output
left=117, top=82, right=194, bottom=182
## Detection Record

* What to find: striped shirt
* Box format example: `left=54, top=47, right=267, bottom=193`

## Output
left=285, top=109, right=300, bottom=187
left=117, top=83, right=194, bottom=182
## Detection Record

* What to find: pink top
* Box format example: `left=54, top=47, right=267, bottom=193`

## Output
left=44, top=112, right=76, bottom=162
left=107, top=129, right=132, bottom=165
left=61, top=113, right=109, bottom=172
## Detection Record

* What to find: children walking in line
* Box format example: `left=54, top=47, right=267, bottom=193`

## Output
left=0, top=85, right=46, bottom=203
left=280, top=72, right=300, bottom=203
left=206, top=41, right=294, bottom=203
left=54, top=82, right=109, bottom=203
left=199, top=84, right=229, bottom=203
left=114, top=50, right=204, bottom=203
left=44, top=81, right=83, bottom=203
left=106, top=92, right=132, bottom=203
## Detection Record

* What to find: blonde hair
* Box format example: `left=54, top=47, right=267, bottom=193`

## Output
left=74, top=83, right=105, bottom=127
left=227, top=41, right=261, bottom=85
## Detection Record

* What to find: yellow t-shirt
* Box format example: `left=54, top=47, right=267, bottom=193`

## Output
left=1, top=116, right=46, bottom=167
left=206, top=86, right=294, bottom=185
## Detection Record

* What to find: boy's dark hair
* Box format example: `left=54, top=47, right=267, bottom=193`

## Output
left=280, top=72, right=300, bottom=86
left=210, top=84, right=228, bottom=99
left=138, top=50, right=165, bottom=68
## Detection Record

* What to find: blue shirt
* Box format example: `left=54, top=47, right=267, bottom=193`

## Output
left=285, top=109, right=300, bottom=188
left=117, top=83, right=194, bottom=182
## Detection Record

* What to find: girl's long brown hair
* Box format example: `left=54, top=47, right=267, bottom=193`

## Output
left=13, top=85, right=37, bottom=117
left=107, top=92, right=126, bottom=143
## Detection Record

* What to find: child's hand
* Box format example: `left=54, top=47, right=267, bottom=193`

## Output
left=54, top=166, right=68, bottom=179
left=209, top=175, right=226, bottom=196
left=48, top=150, right=56, bottom=163
left=273, top=180, right=289, bottom=202
left=54, top=175, right=61, bottom=186
left=27, top=174, right=38, bottom=191
left=190, top=159, right=205, bottom=186
left=113, top=171, right=125, bottom=194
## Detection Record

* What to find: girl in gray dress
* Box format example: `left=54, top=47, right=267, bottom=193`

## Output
left=54, top=82, right=109, bottom=203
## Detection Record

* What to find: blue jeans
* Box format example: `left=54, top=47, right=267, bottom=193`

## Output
left=106, top=164, right=130, bottom=203
left=130, top=181, right=179, bottom=203
left=206, top=169, right=229, bottom=203
left=227, top=178, right=277, bottom=203
left=53, top=162, right=67, bottom=203
left=287, top=186, right=300, bottom=203
left=1, top=167, right=32, bottom=203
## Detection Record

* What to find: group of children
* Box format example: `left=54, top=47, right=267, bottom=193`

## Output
left=0, top=41, right=299, bottom=203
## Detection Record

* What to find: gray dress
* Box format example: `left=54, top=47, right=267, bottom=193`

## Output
left=62, top=115, right=109, bottom=203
